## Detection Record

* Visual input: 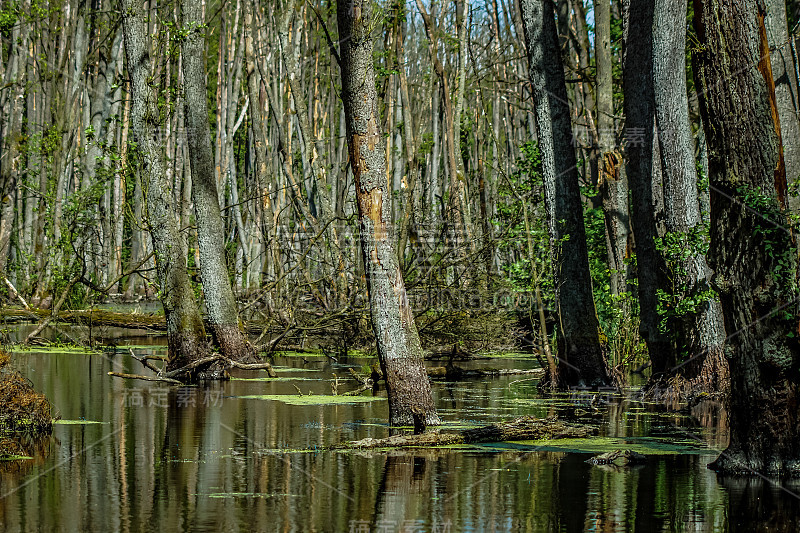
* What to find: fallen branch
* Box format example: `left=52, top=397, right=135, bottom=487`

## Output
left=333, top=416, right=595, bottom=450
left=107, top=372, right=184, bottom=385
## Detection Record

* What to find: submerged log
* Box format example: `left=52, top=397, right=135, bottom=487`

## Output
left=586, top=449, right=646, bottom=466
left=333, top=416, right=595, bottom=450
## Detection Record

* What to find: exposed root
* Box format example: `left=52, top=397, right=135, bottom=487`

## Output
left=108, top=350, right=277, bottom=385
left=641, top=347, right=729, bottom=406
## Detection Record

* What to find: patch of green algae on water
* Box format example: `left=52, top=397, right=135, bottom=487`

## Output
left=481, top=436, right=715, bottom=455
left=236, top=394, right=385, bottom=405
left=230, top=377, right=321, bottom=382
left=53, top=419, right=107, bottom=425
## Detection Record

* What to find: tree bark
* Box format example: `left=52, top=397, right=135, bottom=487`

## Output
left=121, top=0, right=209, bottom=373
left=180, top=0, right=255, bottom=362
left=596, top=0, right=630, bottom=297
left=337, top=0, right=440, bottom=426
left=765, top=0, right=800, bottom=187
left=693, top=0, right=800, bottom=476
left=520, top=0, right=612, bottom=389
left=651, top=0, right=726, bottom=382
left=622, top=0, right=672, bottom=372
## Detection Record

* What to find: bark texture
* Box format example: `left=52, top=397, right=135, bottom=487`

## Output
left=652, top=0, right=726, bottom=375
left=520, top=0, right=611, bottom=389
left=337, top=0, right=440, bottom=426
left=622, top=0, right=672, bottom=372
left=121, top=0, right=208, bottom=371
left=765, top=0, right=800, bottom=186
left=180, top=0, right=254, bottom=362
left=693, top=0, right=800, bottom=476
left=596, top=0, right=630, bottom=296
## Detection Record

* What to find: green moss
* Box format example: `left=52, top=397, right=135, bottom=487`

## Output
left=235, top=394, right=385, bottom=405
left=10, top=345, right=96, bottom=355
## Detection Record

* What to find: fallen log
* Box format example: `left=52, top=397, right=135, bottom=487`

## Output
left=333, top=416, right=595, bottom=450
left=426, top=366, right=543, bottom=379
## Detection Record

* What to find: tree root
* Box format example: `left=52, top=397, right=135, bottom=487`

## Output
left=108, top=350, right=276, bottom=385
left=333, top=415, right=595, bottom=450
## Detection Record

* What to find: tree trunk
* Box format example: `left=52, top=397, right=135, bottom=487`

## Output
left=622, top=0, right=672, bottom=372
left=765, top=0, right=800, bottom=187
left=693, top=0, right=800, bottom=476
left=520, top=0, right=612, bottom=389
left=651, top=0, right=726, bottom=384
left=180, top=0, right=254, bottom=362
left=596, top=0, right=630, bottom=297
left=337, top=0, right=440, bottom=426
left=121, top=0, right=209, bottom=373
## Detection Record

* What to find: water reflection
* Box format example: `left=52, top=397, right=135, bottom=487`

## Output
left=1, top=350, right=799, bottom=532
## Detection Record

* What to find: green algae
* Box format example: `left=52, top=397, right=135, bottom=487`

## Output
left=0, top=455, right=33, bottom=461
left=205, top=492, right=297, bottom=499
left=480, top=436, right=716, bottom=455
left=53, top=419, right=108, bottom=425
left=235, top=394, right=386, bottom=405
left=230, top=377, right=321, bottom=382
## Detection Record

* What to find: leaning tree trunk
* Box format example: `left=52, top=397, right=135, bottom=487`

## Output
left=520, top=0, right=611, bottom=389
left=337, top=0, right=440, bottom=426
left=621, top=0, right=672, bottom=373
left=121, top=0, right=209, bottom=373
left=180, top=0, right=254, bottom=362
left=649, top=0, right=727, bottom=391
left=693, top=0, right=800, bottom=476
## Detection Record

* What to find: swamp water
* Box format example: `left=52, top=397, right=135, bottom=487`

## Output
left=2, top=345, right=800, bottom=532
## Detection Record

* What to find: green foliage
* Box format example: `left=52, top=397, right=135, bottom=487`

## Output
left=494, top=141, right=550, bottom=295
left=737, top=184, right=800, bottom=301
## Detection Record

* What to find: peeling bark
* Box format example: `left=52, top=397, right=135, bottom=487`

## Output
left=337, top=0, right=440, bottom=426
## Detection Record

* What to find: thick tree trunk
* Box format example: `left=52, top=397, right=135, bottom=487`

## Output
left=337, top=0, right=440, bottom=427
left=650, top=0, right=726, bottom=385
left=693, top=0, right=800, bottom=476
left=520, top=0, right=611, bottom=389
left=180, top=0, right=254, bottom=362
left=121, top=0, right=209, bottom=373
left=622, top=0, right=672, bottom=372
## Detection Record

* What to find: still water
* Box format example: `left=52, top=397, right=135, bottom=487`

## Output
left=2, top=345, right=800, bottom=532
